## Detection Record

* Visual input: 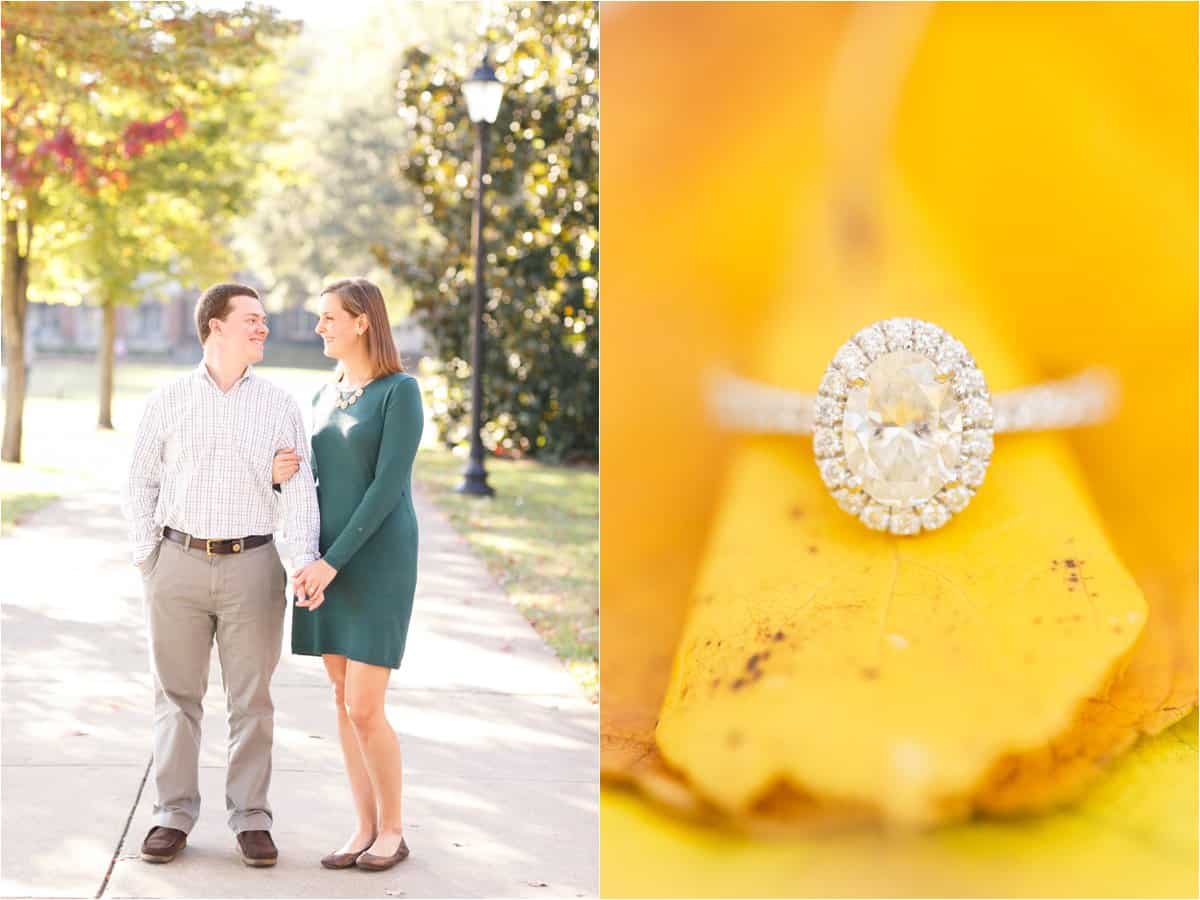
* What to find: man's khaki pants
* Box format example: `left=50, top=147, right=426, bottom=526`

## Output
left=141, top=536, right=287, bottom=834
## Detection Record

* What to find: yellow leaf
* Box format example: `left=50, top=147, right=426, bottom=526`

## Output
left=655, top=177, right=1146, bottom=826
left=659, top=436, right=1144, bottom=825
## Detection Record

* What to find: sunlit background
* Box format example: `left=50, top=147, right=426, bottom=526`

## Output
left=1, top=3, right=598, bottom=894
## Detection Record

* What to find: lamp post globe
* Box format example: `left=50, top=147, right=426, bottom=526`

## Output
left=463, top=60, right=504, bottom=124
left=457, top=56, right=504, bottom=497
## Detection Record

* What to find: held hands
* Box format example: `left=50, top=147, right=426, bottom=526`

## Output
left=272, top=448, right=300, bottom=485
left=293, top=559, right=338, bottom=611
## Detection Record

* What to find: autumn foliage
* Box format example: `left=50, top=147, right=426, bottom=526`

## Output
left=1, top=1, right=296, bottom=458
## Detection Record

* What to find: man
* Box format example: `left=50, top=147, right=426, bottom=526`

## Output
left=122, top=283, right=319, bottom=867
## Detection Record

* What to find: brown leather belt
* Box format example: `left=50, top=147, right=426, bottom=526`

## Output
left=163, top=526, right=273, bottom=557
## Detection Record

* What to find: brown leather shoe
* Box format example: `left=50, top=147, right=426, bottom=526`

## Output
left=355, top=835, right=409, bottom=872
left=140, top=826, right=187, bottom=863
left=320, top=833, right=376, bottom=870
left=236, top=830, right=278, bottom=867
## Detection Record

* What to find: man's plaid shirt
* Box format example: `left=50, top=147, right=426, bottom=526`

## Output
left=122, top=363, right=320, bottom=569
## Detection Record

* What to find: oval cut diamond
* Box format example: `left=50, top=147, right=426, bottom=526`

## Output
left=842, top=351, right=963, bottom=505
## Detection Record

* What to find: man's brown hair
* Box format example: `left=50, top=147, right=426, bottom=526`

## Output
left=194, top=283, right=260, bottom=344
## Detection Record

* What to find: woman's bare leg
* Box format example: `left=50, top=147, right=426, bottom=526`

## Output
left=322, top=654, right=378, bottom=853
left=344, top=659, right=405, bottom=854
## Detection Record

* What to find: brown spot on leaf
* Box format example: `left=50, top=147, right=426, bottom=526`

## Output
left=789, top=505, right=805, bottom=519
left=731, top=677, right=747, bottom=691
left=807, top=545, right=819, bottom=554
left=745, top=651, right=771, bottom=672
left=861, top=667, right=880, bottom=680
left=772, top=630, right=786, bottom=642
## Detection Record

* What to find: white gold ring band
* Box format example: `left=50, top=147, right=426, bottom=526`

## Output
left=711, top=368, right=1118, bottom=436
left=708, top=317, right=1118, bottom=535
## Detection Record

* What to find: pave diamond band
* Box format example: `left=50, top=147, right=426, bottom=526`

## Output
left=711, top=367, right=1117, bottom=436
left=709, top=318, right=1118, bottom=534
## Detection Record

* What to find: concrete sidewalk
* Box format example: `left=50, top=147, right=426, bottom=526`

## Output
left=0, top=485, right=597, bottom=899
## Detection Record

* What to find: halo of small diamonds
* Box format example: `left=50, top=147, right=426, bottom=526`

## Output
left=815, top=318, right=993, bottom=534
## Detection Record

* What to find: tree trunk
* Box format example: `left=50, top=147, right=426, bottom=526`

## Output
left=2, top=215, right=30, bottom=463
left=97, top=298, right=116, bottom=430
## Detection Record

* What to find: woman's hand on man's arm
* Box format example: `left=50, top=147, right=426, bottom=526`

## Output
left=272, top=448, right=300, bottom=486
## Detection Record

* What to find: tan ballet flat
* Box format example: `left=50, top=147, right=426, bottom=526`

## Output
left=355, top=836, right=410, bottom=871
left=320, top=833, right=376, bottom=870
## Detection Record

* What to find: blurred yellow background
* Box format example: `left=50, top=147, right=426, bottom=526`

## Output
left=600, top=2, right=1196, bottom=896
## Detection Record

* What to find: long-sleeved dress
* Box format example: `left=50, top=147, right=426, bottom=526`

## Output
left=291, top=372, right=423, bottom=669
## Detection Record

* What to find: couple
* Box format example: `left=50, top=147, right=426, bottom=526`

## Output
left=122, top=279, right=422, bottom=872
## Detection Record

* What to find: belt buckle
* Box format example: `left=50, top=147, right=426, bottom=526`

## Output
left=206, top=538, right=216, bottom=557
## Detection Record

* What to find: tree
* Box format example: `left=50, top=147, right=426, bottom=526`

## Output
left=238, top=89, right=421, bottom=315
left=43, top=56, right=293, bottom=428
left=388, top=1, right=599, bottom=463
left=1, top=2, right=295, bottom=456
left=236, top=1, right=472, bottom=318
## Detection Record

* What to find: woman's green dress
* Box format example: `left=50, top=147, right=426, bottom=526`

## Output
left=291, top=372, right=423, bottom=669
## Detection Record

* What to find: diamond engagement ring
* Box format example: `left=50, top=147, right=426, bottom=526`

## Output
left=710, top=318, right=1118, bottom=535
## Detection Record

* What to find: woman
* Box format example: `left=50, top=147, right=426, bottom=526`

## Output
left=272, top=277, right=422, bottom=872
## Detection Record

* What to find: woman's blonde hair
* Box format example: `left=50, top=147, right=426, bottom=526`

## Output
left=320, top=277, right=404, bottom=380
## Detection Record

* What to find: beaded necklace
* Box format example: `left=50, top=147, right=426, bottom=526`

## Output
left=335, top=377, right=374, bottom=410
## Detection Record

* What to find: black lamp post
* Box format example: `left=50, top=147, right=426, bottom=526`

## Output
left=456, top=56, right=504, bottom=497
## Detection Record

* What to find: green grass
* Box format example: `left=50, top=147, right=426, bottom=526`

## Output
left=414, top=446, right=599, bottom=700
left=1, top=491, right=60, bottom=534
